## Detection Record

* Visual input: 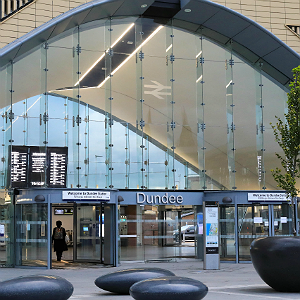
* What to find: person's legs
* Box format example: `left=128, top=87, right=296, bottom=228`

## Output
left=57, top=251, right=62, bottom=261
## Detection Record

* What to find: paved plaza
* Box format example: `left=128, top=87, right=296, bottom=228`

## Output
left=0, top=260, right=298, bottom=300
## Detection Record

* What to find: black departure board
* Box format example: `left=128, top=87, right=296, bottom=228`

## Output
left=10, top=146, right=68, bottom=188
left=10, top=146, right=29, bottom=188
left=48, top=149, right=67, bottom=188
left=29, top=146, right=47, bottom=187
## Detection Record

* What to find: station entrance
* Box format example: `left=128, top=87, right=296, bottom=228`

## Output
left=219, top=203, right=294, bottom=262
left=51, top=203, right=105, bottom=267
left=0, top=189, right=118, bottom=269
left=119, top=204, right=198, bottom=262
left=1, top=189, right=299, bottom=268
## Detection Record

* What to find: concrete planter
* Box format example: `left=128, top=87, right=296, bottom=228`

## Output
left=250, top=236, right=300, bottom=292
left=95, top=268, right=175, bottom=294
left=0, top=275, right=74, bottom=300
left=130, top=276, right=208, bottom=300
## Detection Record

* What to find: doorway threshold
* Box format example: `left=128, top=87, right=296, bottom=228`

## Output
left=51, top=260, right=105, bottom=269
left=145, top=258, right=173, bottom=263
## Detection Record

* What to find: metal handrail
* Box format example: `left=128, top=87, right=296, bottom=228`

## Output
left=0, top=0, right=35, bottom=22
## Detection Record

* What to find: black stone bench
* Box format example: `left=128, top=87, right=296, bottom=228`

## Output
left=95, top=267, right=175, bottom=294
left=0, top=275, right=74, bottom=300
left=130, top=276, right=208, bottom=300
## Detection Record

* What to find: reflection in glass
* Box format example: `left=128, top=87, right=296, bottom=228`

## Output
left=15, top=204, right=48, bottom=267
left=0, top=17, right=288, bottom=191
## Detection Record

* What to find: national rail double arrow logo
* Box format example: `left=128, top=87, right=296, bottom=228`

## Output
left=144, top=81, right=171, bottom=99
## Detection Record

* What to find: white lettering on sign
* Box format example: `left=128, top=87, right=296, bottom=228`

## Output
left=62, top=191, right=110, bottom=201
left=248, top=193, right=289, bottom=202
left=136, top=192, right=183, bottom=205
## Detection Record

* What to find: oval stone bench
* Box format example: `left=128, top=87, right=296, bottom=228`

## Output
left=95, top=267, right=175, bottom=294
left=0, top=275, right=74, bottom=300
left=130, top=276, right=208, bottom=300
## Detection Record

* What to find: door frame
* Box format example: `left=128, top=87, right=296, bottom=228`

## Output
left=236, top=203, right=295, bottom=262
left=73, top=203, right=104, bottom=263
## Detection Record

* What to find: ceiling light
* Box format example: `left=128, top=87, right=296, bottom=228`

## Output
left=184, top=8, right=191, bottom=12
left=75, top=23, right=135, bottom=86
left=141, top=4, right=147, bottom=8
left=98, top=26, right=163, bottom=88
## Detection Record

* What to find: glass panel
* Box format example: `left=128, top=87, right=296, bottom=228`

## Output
left=52, top=205, right=74, bottom=263
left=119, top=205, right=197, bottom=262
left=203, top=39, right=228, bottom=190
left=15, top=204, right=48, bottom=267
left=220, top=205, right=235, bottom=261
left=119, top=206, right=144, bottom=261
left=196, top=32, right=206, bottom=190
left=255, top=63, right=266, bottom=190
left=72, top=26, right=81, bottom=188
left=0, top=204, right=8, bottom=265
left=0, top=191, right=13, bottom=266
left=238, top=205, right=269, bottom=261
left=225, top=44, right=236, bottom=190
left=76, top=205, right=102, bottom=261
left=142, top=24, right=168, bottom=189
left=1, top=17, right=290, bottom=191
left=274, top=204, right=293, bottom=236
left=233, top=56, right=259, bottom=190
left=262, top=75, right=288, bottom=190
left=143, top=206, right=176, bottom=262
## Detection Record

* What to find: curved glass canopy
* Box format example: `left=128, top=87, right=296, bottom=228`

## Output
left=0, top=17, right=289, bottom=191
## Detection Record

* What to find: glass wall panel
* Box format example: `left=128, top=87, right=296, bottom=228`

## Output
left=0, top=16, right=290, bottom=191
left=238, top=205, right=269, bottom=261
left=15, top=204, right=48, bottom=267
left=12, top=43, right=47, bottom=190
left=172, top=30, right=198, bottom=189
left=273, top=204, right=293, bottom=236
left=0, top=191, right=13, bottom=267
left=119, top=205, right=197, bottom=262
left=220, top=205, right=235, bottom=261
left=24, top=96, right=41, bottom=147
left=262, top=76, right=287, bottom=190
left=142, top=24, right=168, bottom=189
left=76, top=205, right=102, bottom=261
left=45, top=94, right=66, bottom=145
left=203, top=39, right=228, bottom=190
left=0, top=67, right=6, bottom=188
left=112, top=122, right=127, bottom=188
left=4, top=62, right=13, bottom=189
left=233, top=57, right=258, bottom=190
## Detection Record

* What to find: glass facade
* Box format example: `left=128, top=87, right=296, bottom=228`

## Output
left=0, top=17, right=289, bottom=192
left=0, top=9, right=298, bottom=269
left=119, top=205, right=197, bottom=262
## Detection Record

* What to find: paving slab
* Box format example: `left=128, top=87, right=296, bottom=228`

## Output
left=0, top=261, right=299, bottom=300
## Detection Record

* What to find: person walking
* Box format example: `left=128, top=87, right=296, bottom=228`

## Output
left=52, top=220, right=68, bottom=261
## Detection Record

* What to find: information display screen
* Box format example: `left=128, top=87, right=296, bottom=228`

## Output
left=49, top=149, right=67, bottom=187
left=10, top=146, right=29, bottom=188
left=10, top=146, right=68, bottom=188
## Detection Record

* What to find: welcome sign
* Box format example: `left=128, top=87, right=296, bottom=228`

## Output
left=62, top=191, right=110, bottom=201
left=248, top=193, right=288, bottom=202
